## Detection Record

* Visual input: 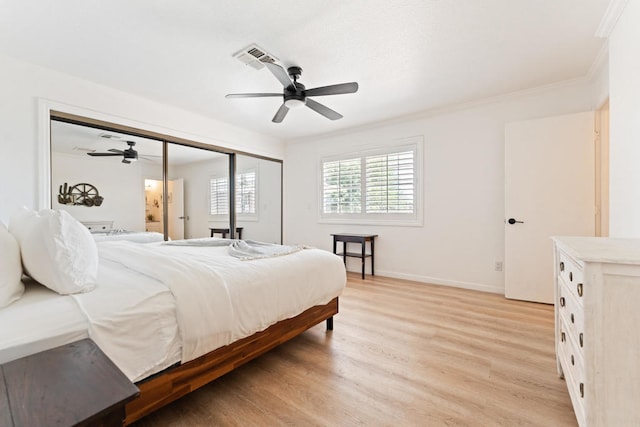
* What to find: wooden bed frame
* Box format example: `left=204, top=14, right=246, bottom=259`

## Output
left=124, top=297, right=339, bottom=425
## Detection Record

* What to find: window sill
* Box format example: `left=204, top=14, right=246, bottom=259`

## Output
left=317, top=217, right=423, bottom=227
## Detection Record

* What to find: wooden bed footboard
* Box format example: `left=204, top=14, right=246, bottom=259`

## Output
left=125, top=297, right=339, bottom=425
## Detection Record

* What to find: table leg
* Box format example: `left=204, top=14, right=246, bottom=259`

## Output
left=371, top=238, right=375, bottom=276
left=361, top=238, right=365, bottom=280
left=343, top=242, right=347, bottom=265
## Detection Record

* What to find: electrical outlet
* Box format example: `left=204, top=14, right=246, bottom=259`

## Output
left=495, top=261, right=503, bottom=272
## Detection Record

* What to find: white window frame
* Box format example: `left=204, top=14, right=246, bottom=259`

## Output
left=318, top=136, right=423, bottom=226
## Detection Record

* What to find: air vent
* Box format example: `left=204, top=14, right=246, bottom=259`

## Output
left=72, top=147, right=95, bottom=153
left=233, top=44, right=279, bottom=70
left=99, top=132, right=121, bottom=139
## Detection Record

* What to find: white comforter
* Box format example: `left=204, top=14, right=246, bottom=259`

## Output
left=98, top=240, right=346, bottom=364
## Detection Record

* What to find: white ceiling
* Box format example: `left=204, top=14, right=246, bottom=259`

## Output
left=0, top=0, right=610, bottom=141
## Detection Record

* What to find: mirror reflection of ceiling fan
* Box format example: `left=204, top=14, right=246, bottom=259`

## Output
left=86, top=141, right=159, bottom=164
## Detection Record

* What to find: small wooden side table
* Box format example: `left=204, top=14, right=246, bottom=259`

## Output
left=331, top=233, right=378, bottom=279
left=0, top=338, right=139, bottom=427
left=209, top=227, right=243, bottom=239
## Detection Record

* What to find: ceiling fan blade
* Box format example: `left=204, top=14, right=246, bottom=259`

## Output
left=225, top=93, right=283, bottom=99
left=272, top=104, right=290, bottom=123
left=305, top=82, right=359, bottom=97
left=305, top=98, right=343, bottom=120
left=139, top=155, right=161, bottom=162
left=122, top=159, right=131, bottom=164
left=107, top=148, right=125, bottom=154
left=87, top=152, right=122, bottom=157
left=264, top=62, right=293, bottom=88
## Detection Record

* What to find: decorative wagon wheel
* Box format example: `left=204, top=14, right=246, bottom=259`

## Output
left=69, top=183, right=100, bottom=206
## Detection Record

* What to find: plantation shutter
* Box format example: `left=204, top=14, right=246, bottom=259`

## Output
left=236, top=171, right=256, bottom=214
left=209, top=177, right=229, bottom=215
left=322, top=158, right=362, bottom=214
left=365, top=150, right=414, bottom=213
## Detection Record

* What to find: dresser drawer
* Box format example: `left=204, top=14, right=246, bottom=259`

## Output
left=558, top=318, right=586, bottom=425
left=558, top=251, right=585, bottom=302
left=558, top=276, right=585, bottom=354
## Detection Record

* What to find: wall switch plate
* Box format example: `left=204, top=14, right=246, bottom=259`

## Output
left=495, top=261, right=503, bottom=272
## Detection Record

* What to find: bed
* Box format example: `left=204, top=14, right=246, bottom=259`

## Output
left=0, top=210, right=345, bottom=425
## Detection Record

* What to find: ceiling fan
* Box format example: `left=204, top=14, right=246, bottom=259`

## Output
left=226, top=62, right=359, bottom=123
left=87, top=141, right=140, bottom=164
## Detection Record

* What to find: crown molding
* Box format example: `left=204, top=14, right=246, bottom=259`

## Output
left=586, top=42, right=609, bottom=80
left=595, top=0, right=629, bottom=38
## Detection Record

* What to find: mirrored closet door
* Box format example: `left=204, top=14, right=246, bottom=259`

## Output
left=49, top=115, right=281, bottom=243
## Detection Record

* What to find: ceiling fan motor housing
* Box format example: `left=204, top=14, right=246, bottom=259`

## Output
left=284, top=82, right=306, bottom=107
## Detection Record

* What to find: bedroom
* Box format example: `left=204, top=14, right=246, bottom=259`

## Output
left=1, top=0, right=639, bottom=425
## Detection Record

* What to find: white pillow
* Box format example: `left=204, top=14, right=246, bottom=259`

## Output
left=9, top=208, right=98, bottom=295
left=0, top=221, right=24, bottom=307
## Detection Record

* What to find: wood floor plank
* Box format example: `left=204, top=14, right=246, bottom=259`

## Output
left=133, top=274, right=577, bottom=426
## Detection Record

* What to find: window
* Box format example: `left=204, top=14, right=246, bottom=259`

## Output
left=209, top=176, right=229, bottom=215
left=320, top=139, right=422, bottom=225
left=235, top=171, right=256, bottom=215
left=210, top=171, right=257, bottom=216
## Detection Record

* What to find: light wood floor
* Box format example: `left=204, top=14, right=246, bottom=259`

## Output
left=133, top=274, right=577, bottom=426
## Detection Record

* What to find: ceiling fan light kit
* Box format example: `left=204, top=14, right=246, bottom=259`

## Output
left=226, top=60, right=358, bottom=123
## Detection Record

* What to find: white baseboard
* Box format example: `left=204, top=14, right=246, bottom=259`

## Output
left=354, top=268, right=504, bottom=295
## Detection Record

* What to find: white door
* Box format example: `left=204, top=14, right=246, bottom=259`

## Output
left=167, top=178, right=185, bottom=240
left=505, top=112, right=595, bottom=303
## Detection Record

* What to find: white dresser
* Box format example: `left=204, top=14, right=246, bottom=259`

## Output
left=552, top=237, right=640, bottom=426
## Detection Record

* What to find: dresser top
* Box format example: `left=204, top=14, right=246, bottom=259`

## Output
left=552, top=236, right=640, bottom=265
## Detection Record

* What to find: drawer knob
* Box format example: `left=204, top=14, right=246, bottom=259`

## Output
left=560, top=297, right=565, bottom=307
left=579, top=333, right=583, bottom=347
left=561, top=332, right=566, bottom=342
left=580, top=383, right=584, bottom=398
left=571, top=313, right=575, bottom=323
left=559, top=262, right=565, bottom=272
left=577, top=283, right=583, bottom=297
left=571, top=354, right=575, bottom=365
left=569, top=272, right=573, bottom=282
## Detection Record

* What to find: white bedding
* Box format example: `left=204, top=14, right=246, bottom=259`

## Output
left=0, top=279, right=88, bottom=364
left=98, top=240, right=346, bottom=363
left=91, top=231, right=164, bottom=243
left=0, top=262, right=181, bottom=382
left=0, top=239, right=345, bottom=383
left=71, top=257, right=181, bottom=381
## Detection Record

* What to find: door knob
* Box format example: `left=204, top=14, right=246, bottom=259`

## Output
left=507, top=218, right=524, bottom=224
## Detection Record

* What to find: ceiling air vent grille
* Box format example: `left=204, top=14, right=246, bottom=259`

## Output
left=233, top=44, right=279, bottom=70
left=99, top=132, right=121, bottom=139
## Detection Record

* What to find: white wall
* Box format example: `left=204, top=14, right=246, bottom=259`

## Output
left=0, top=54, right=283, bottom=223
left=52, top=153, right=145, bottom=231
left=284, top=82, right=599, bottom=293
left=608, top=0, right=640, bottom=237
left=236, top=155, right=282, bottom=244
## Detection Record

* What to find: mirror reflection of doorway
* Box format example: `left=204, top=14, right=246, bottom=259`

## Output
left=167, top=178, right=184, bottom=240
left=144, top=179, right=163, bottom=233
left=145, top=178, right=185, bottom=240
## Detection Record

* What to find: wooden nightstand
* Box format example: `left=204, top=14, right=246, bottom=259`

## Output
left=0, top=338, right=139, bottom=427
